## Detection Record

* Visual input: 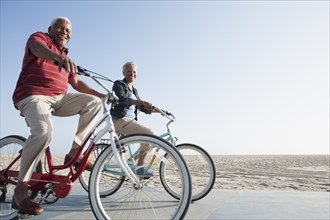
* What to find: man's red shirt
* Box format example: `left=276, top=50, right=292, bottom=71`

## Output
left=13, top=32, right=77, bottom=104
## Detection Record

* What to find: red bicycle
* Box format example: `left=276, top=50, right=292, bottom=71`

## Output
left=0, top=67, right=192, bottom=220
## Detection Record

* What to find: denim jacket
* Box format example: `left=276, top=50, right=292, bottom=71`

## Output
left=110, top=79, right=151, bottom=120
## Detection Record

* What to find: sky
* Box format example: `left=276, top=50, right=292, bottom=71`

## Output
left=0, top=0, right=329, bottom=155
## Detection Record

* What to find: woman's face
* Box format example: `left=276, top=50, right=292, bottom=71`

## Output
left=48, top=19, right=71, bottom=48
left=124, top=64, right=137, bottom=83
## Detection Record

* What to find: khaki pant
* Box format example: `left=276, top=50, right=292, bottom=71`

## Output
left=113, top=117, right=154, bottom=152
left=15, top=93, right=102, bottom=181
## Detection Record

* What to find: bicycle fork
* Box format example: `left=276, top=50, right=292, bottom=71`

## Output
left=109, top=132, right=142, bottom=188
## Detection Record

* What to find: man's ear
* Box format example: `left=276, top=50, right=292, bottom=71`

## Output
left=48, top=26, right=51, bottom=34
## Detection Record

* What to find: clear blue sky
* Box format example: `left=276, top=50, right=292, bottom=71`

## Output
left=1, top=1, right=329, bottom=155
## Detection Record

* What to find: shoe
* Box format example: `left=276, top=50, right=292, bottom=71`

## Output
left=64, top=154, right=93, bottom=171
left=12, top=196, right=43, bottom=215
left=135, top=166, right=153, bottom=178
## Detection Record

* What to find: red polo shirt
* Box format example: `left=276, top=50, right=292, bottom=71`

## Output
left=12, top=32, right=77, bottom=104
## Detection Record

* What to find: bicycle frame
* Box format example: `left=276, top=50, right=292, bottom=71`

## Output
left=159, top=122, right=177, bottom=146
left=0, top=67, right=141, bottom=199
left=98, top=109, right=177, bottom=177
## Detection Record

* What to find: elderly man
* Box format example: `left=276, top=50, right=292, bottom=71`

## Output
left=12, top=17, right=104, bottom=215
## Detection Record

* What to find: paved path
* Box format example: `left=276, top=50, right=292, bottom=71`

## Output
left=25, top=184, right=329, bottom=220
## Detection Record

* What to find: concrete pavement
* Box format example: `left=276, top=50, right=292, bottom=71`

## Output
left=21, top=184, right=330, bottom=220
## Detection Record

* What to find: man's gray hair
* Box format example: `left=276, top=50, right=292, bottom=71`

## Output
left=122, top=61, right=137, bottom=74
left=50, top=17, right=72, bottom=28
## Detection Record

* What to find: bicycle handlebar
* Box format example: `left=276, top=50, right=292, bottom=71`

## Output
left=153, top=106, right=176, bottom=130
left=76, top=66, right=119, bottom=104
left=153, top=106, right=174, bottom=120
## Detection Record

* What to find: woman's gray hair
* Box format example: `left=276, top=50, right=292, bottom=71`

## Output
left=50, top=17, right=72, bottom=29
left=122, top=61, right=137, bottom=74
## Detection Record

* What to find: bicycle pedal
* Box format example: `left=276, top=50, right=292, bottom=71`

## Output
left=139, top=176, right=151, bottom=180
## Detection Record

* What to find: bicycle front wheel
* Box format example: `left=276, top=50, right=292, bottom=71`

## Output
left=88, top=134, right=192, bottom=220
left=160, top=143, right=216, bottom=201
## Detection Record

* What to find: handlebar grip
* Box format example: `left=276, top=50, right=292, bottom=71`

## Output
left=77, top=66, right=86, bottom=72
left=77, top=66, right=91, bottom=76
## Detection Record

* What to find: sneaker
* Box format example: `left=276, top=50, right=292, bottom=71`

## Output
left=127, top=159, right=134, bottom=168
left=135, top=166, right=153, bottom=179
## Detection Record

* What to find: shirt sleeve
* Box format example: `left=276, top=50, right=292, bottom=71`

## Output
left=25, top=32, right=49, bottom=54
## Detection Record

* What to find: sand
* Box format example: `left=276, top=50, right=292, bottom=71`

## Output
left=44, top=154, right=329, bottom=192
left=212, top=155, right=329, bottom=192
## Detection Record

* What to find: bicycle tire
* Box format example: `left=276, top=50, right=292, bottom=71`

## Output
left=0, top=135, right=41, bottom=219
left=79, top=143, right=125, bottom=197
left=160, top=143, right=216, bottom=201
left=88, top=134, right=192, bottom=220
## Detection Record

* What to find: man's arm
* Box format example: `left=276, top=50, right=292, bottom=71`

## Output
left=29, top=42, right=61, bottom=60
left=29, top=42, right=77, bottom=73
left=69, top=76, right=104, bottom=98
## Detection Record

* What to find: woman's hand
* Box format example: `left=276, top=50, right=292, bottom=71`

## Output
left=142, top=101, right=153, bottom=111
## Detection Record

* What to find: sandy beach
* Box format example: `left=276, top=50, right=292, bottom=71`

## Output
left=213, top=155, right=329, bottom=192
left=45, top=154, right=329, bottom=192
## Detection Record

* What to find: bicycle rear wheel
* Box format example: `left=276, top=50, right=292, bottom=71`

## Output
left=0, top=135, right=43, bottom=219
left=88, top=134, right=191, bottom=220
left=79, top=143, right=109, bottom=192
left=0, top=135, right=25, bottom=219
left=160, top=143, right=216, bottom=201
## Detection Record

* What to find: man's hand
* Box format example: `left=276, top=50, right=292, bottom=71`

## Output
left=29, top=42, right=77, bottom=73
left=53, top=55, right=77, bottom=73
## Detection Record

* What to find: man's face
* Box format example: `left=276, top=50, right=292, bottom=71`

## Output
left=48, top=19, right=71, bottom=47
left=124, top=65, right=137, bottom=83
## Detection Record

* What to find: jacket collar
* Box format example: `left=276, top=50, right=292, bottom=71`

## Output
left=122, top=78, right=137, bottom=95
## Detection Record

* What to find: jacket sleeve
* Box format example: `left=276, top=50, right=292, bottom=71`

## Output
left=134, top=88, right=152, bottom=115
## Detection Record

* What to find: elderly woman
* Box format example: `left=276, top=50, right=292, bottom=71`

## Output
left=111, top=61, right=162, bottom=178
